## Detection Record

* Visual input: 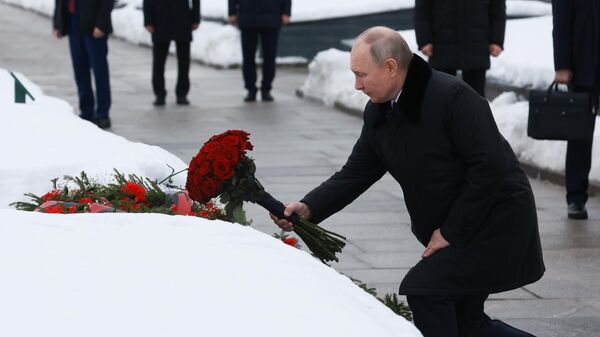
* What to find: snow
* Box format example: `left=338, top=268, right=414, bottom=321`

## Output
left=0, top=70, right=421, bottom=336
left=0, top=68, right=188, bottom=209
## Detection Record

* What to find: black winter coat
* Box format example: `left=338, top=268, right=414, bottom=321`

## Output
left=143, top=0, right=200, bottom=43
left=415, top=0, right=506, bottom=70
left=302, top=55, right=544, bottom=295
left=228, top=0, right=291, bottom=29
left=53, top=0, right=113, bottom=36
left=553, top=0, right=600, bottom=87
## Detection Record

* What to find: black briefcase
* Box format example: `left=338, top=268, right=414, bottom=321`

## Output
left=528, top=82, right=597, bottom=141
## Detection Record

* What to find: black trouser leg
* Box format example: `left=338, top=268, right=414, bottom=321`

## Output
left=462, top=69, right=487, bottom=97
left=152, top=41, right=170, bottom=99
left=175, top=40, right=191, bottom=98
left=259, top=28, right=280, bottom=94
left=407, top=294, right=536, bottom=337
left=241, top=28, right=259, bottom=93
left=566, top=85, right=598, bottom=205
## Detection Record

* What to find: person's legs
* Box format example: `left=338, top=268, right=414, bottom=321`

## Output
left=152, top=41, right=170, bottom=102
left=68, top=16, right=94, bottom=120
left=565, top=85, right=597, bottom=219
left=456, top=294, right=535, bottom=337
left=175, top=40, right=191, bottom=101
left=406, top=295, right=459, bottom=337
left=241, top=28, right=259, bottom=99
left=438, top=68, right=457, bottom=76
left=84, top=35, right=111, bottom=120
left=259, top=27, right=280, bottom=99
left=461, top=69, right=487, bottom=97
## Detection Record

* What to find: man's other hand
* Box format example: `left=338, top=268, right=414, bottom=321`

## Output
left=422, top=228, right=450, bottom=258
left=281, top=15, right=290, bottom=25
left=53, top=30, right=62, bottom=39
left=489, top=43, right=503, bottom=57
left=228, top=15, right=238, bottom=25
left=192, top=23, right=200, bottom=31
left=145, top=25, right=155, bottom=33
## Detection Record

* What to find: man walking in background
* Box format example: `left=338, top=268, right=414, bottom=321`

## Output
left=552, top=0, right=600, bottom=219
left=143, top=0, right=200, bottom=106
left=414, top=0, right=506, bottom=97
left=53, top=0, right=113, bottom=129
left=228, top=0, right=291, bottom=102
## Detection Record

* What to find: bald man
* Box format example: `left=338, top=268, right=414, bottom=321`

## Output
left=272, top=27, right=544, bottom=337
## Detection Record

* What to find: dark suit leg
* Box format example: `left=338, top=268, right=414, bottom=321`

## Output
left=462, top=69, right=487, bottom=97
left=241, top=28, right=259, bottom=93
left=438, top=68, right=457, bottom=76
left=152, top=41, right=170, bottom=99
left=566, top=85, right=598, bottom=205
left=407, top=295, right=459, bottom=337
left=84, top=35, right=111, bottom=119
left=68, top=16, right=94, bottom=119
left=175, top=40, right=191, bottom=98
left=259, top=28, right=280, bottom=94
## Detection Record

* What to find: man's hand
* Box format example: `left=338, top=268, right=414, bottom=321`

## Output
left=228, top=15, right=238, bottom=25
left=145, top=25, right=155, bottom=33
left=489, top=43, right=503, bottom=57
left=422, top=229, right=450, bottom=258
left=270, top=202, right=312, bottom=232
left=53, top=30, right=62, bottom=39
left=93, top=27, right=105, bottom=38
left=555, top=69, right=573, bottom=84
left=281, top=15, right=290, bottom=26
left=192, top=23, right=200, bottom=31
left=420, top=43, right=433, bottom=57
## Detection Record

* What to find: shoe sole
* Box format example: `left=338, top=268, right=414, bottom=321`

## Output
left=568, top=212, right=588, bottom=220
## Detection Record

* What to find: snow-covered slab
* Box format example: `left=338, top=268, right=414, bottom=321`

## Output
left=0, top=69, right=188, bottom=209
left=0, top=210, right=421, bottom=337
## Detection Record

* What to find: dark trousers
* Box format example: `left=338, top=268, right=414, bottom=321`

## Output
left=566, top=85, right=599, bottom=205
left=68, top=14, right=111, bottom=119
left=240, top=27, right=280, bottom=93
left=439, top=68, right=487, bottom=97
left=407, top=294, right=536, bottom=337
left=152, top=40, right=191, bottom=99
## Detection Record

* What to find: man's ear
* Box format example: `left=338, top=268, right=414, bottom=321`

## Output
left=386, top=58, right=399, bottom=76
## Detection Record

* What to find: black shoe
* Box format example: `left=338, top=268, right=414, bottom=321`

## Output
left=79, top=114, right=94, bottom=122
left=153, top=96, right=165, bottom=106
left=568, top=202, right=588, bottom=220
left=261, top=91, right=274, bottom=102
left=244, top=91, right=257, bottom=102
left=176, top=96, right=190, bottom=105
left=94, top=117, right=111, bottom=129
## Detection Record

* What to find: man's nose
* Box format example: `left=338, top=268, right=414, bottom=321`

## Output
left=355, top=78, right=363, bottom=90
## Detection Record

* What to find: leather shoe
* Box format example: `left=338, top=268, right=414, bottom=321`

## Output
left=153, top=97, right=165, bottom=106
left=568, top=202, right=588, bottom=220
left=94, top=117, right=111, bottom=130
left=261, top=91, right=274, bottom=102
left=244, top=91, right=257, bottom=102
left=176, top=96, right=190, bottom=105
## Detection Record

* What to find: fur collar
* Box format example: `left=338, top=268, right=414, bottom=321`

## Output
left=364, top=54, right=432, bottom=128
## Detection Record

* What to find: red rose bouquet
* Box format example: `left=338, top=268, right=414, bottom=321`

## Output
left=186, top=130, right=346, bottom=263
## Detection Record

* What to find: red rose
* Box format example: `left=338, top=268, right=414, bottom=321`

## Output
left=221, top=146, right=240, bottom=166
left=221, top=135, right=241, bottom=150
left=200, top=141, right=221, bottom=160
left=200, top=177, right=221, bottom=200
left=212, top=157, right=234, bottom=181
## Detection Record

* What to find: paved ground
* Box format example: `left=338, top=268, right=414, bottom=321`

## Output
left=1, top=3, right=599, bottom=336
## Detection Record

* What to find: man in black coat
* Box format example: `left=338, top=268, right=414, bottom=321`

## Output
left=414, top=0, right=506, bottom=97
left=144, top=0, right=200, bottom=106
left=228, top=0, right=291, bottom=102
left=272, top=27, right=544, bottom=337
left=552, top=0, right=600, bottom=219
left=53, top=0, right=113, bottom=129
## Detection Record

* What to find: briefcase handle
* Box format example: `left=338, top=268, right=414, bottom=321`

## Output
left=547, top=81, right=573, bottom=93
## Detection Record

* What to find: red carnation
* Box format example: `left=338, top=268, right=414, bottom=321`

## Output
left=283, top=237, right=298, bottom=248
left=79, top=197, right=94, bottom=204
left=45, top=204, right=64, bottom=214
left=121, top=181, right=147, bottom=202
left=43, top=190, right=61, bottom=201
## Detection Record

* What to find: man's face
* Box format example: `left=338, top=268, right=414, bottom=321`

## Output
left=350, top=43, right=396, bottom=103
